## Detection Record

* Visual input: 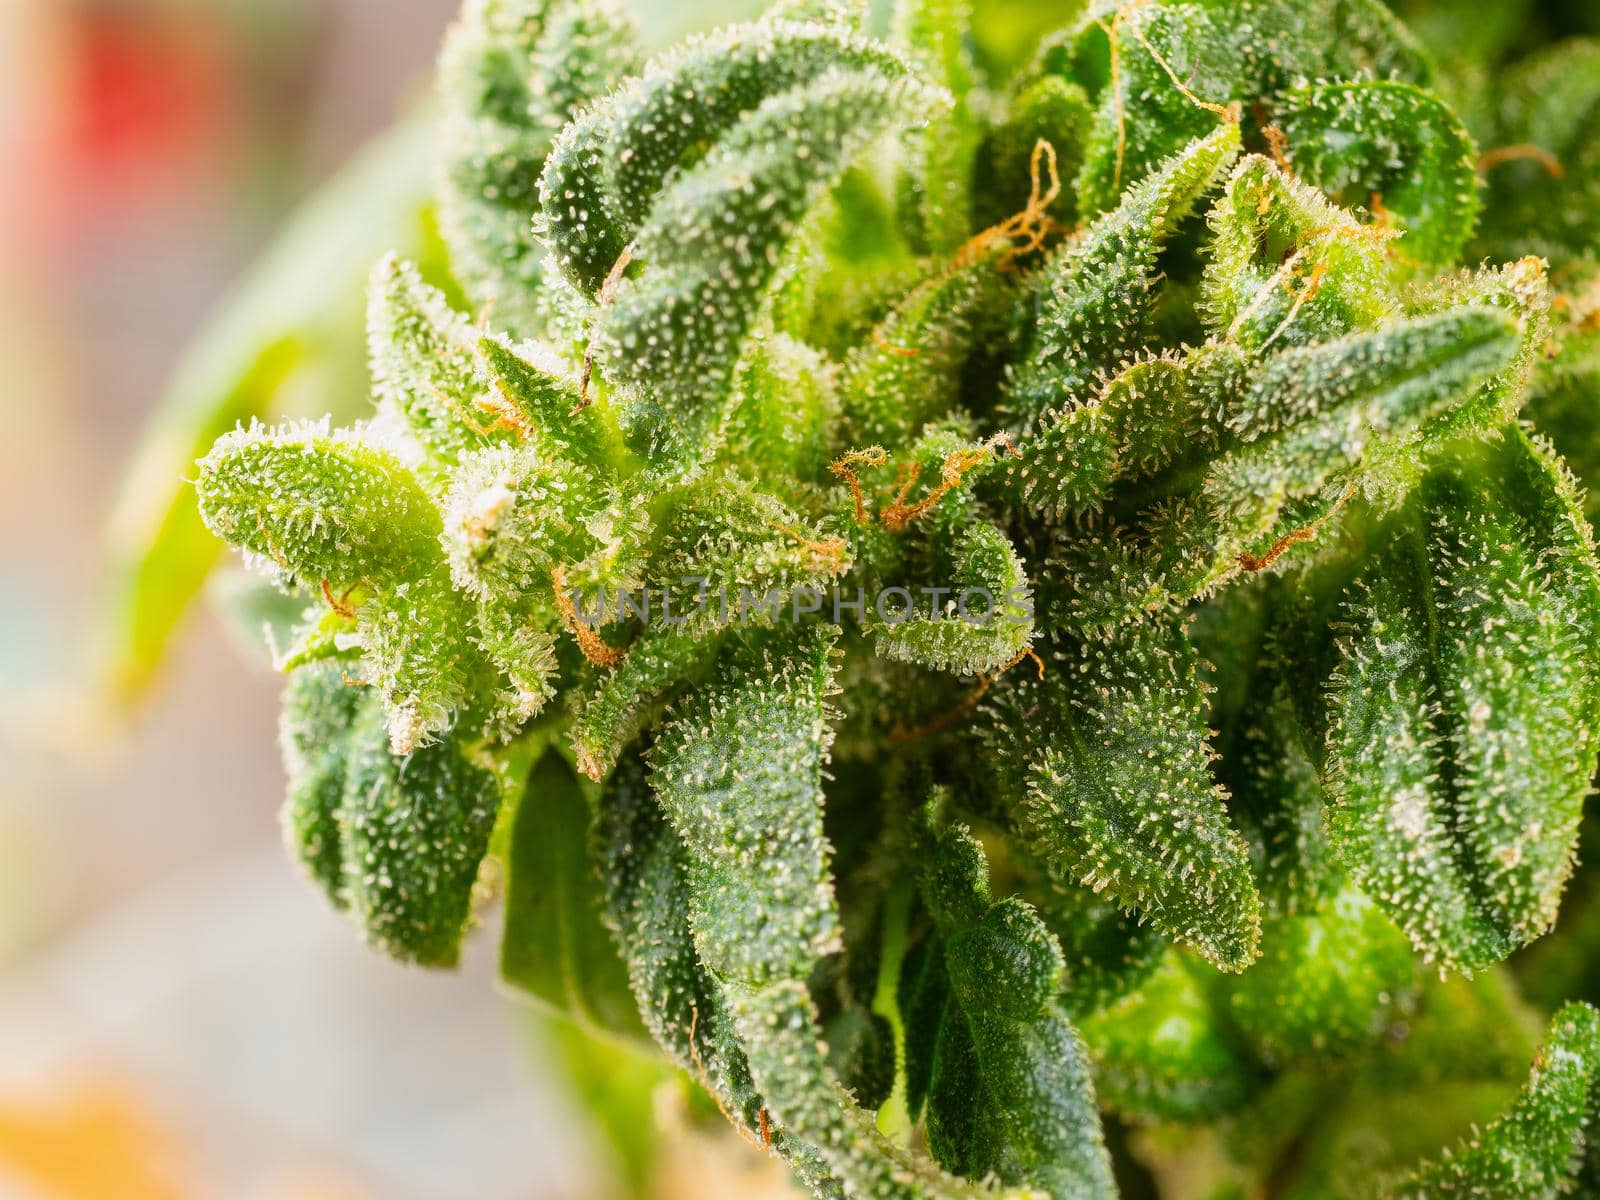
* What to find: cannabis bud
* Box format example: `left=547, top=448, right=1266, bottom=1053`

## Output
left=179, top=0, right=1600, bottom=1194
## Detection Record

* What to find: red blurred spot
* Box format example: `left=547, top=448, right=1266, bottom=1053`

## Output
left=63, top=6, right=234, bottom=191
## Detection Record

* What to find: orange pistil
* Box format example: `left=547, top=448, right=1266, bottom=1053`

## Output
left=1477, top=143, right=1565, bottom=179
left=1304, top=219, right=1400, bottom=251
left=1101, top=10, right=1129, bottom=195
left=881, top=438, right=1013, bottom=530
left=775, top=523, right=849, bottom=575
left=252, top=516, right=290, bottom=572
left=688, top=1004, right=764, bottom=1151
left=952, top=138, right=1065, bottom=271
left=320, top=579, right=357, bottom=618
left=890, top=644, right=1045, bottom=742
left=832, top=437, right=1014, bottom=529
left=1366, top=192, right=1422, bottom=269
left=1369, top=191, right=1393, bottom=229
left=1280, top=258, right=1329, bottom=303
left=578, top=243, right=636, bottom=412
left=449, top=385, right=531, bottom=439
left=1557, top=271, right=1600, bottom=333
left=1260, top=259, right=1330, bottom=350
left=872, top=328, right=921, bottom=358
left=1238, top=481, right=1358, bottom=573
left=829, top=448, right=889, bottom=524
left=1097, top=1, right=1237, bottom=196
left=890, top=674, right=993, bottom=742
left=1011, top=646, right=1047, bottom=681
left=1263, top=125, right=1293, bottom=175
left=552, top=565, right=626, bottom=667
left=1129, top=19, right=1240, bottom=125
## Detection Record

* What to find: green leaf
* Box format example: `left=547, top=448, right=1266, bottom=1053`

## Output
left=1071, top=0, right=1431, bottom=215
left=592, top=749, right=770, bottom=1133
left=1050, top=304, right=1524, bottom=631
left=1398, top=257, right=1552, bottom=460
left=1201, top=155, right=1393, bottom=351
left=335, top=694, right=503, bottom=967
left=732, top=980, right=959, bottom=1198
left=1389, top=1002, right=1600, bottom=1198
left=998, top=398, right=1117, bottom=518
left=1233, top=664, right=1343, bottom=915
left=600, top=740, right=861, bottom=1196
left=649, top=626, right=841, bottom=988
left=1221, top=884, right=1416, bottom=1067
left=1005, top=122, right=1242, bottom=434
left=1274, top=81, right=1480, bottom=270
left=1326, top=430, right=1600, bottom=973
left=195, top=420, right=442, bottom=589
left=436, top=0, right=638, bottom=334
left=1022, top=868, right=1168, bottom=1019
left=987, top=616, right=1263, bottom=970
left=999, top=351, right=1200, bottom=517
left=280, top=661, right=369, bottom=907
left=593, top=65, right=944, bottom=469
left=642, top=475, right=851, bottom=637
left=731, top=971, right=1059, bottom=1199
left=874, top=520, right=1035, bottom=676
left=500, top=751, right=647, bottom=1038
left=840, top=251, right=1015, bottom=450
left=537, top=1017, right=675, bottom=1198
left=822, top=1006, right=896, bottom=1110
left=1210, top=304, right=1524, bottom=509
left=976, top=74, right=1092, bottom=231
left=1078, top=950, right=1252, bottom=1123
left=894, top=0, right=983, bottom=254
left=471, top=595, right=560, bottom=735
left=477, top=334, right=624, bottom=477
left=911, top=817, right=1118, bottom=1199
left=367, top=254, right=503, bottom=470
left=439, top=444, right=598, bottom=604
left=898, top=923, right=948, bottom=1122
left=727, top=333, right=841, bottom=487
left=1073, top=3, right=1241, bottom=216
left=539, top=20, right=918, bottom=296
left=569, top=624, right=724, bottom=781
left=643, top=629, right=1039, bottom=1197
left=356, top=567, right=484, bottom=753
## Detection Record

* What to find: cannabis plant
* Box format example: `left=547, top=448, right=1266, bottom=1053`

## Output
left=151, top=0, right=1600, bottom=1193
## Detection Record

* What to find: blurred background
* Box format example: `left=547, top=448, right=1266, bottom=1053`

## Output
left=0, top=1, right=789, bottom=1197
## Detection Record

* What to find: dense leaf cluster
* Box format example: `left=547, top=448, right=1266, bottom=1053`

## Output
left=177, top=0, right=1600, bottom=1194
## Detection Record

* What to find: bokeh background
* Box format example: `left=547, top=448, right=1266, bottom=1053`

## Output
left=0, top=1, right=787, bottom=1197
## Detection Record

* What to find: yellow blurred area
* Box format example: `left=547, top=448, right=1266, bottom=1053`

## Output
left=0, top=1075, right=383, bottom=1199
left=0, top=1079, right=192, bottom=1200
